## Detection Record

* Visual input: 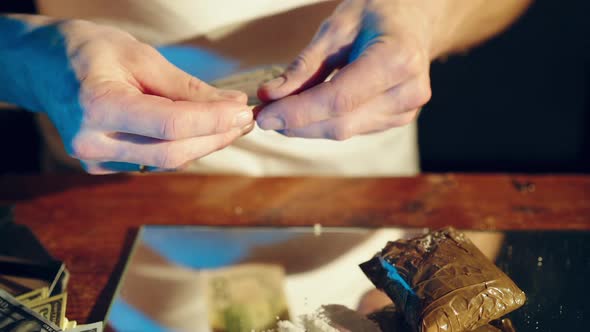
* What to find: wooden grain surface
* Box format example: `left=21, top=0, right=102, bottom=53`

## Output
left=0, top=173, right=589, bottom=323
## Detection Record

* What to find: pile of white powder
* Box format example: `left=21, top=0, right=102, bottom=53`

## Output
left=273, top=305, right=380, bottom=332
left=276, top=316, right=340, bottom=332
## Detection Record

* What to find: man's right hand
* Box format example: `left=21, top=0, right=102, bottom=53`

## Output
left=1, top=16, right=252, bottom=174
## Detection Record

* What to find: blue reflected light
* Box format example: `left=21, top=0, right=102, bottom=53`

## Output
left=156, top=45, right=239, bottom=83
left=109, top=298, right=167, bottom=332
left=142, top=228, right=296, bottom=269
left=378, top=256, right=414, bottom=294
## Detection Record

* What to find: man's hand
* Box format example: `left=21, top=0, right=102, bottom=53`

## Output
left=1, top=16, right=253, bottom=174
left=256, top=0, right=432, bottom=140
left=256, top=0, right=531, bottom=140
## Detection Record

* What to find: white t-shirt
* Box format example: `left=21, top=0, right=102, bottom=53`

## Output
left=36, top=0, right=419, bottom=176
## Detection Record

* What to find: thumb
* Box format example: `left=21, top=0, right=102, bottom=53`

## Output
left=258, top=2, right=364, bottom=102
left=136, top=50, right=248, bottom=104
left=257, top=43, right=337, bottom=102
left=258, top=24, right=356, bottom=102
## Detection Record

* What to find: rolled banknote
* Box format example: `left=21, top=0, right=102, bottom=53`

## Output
left=211, top=65, right=284, bottom=106
left=0, top=288, right=62, bottom=332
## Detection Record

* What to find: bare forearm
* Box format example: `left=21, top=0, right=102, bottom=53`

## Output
left=425, top=0, right=533, bottom=58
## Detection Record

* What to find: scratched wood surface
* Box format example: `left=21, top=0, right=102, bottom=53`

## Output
left=0, top=173, right=589, bottom=323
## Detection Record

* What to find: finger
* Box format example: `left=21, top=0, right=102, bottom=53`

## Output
left=257, top=40, right=345, bottom=103
left=115, top=129, right=243, bottom=169
left=258, top=2, right=364, bottom=102
left=257, top=42, right=422, bottom=130
left=240, top=121, right=255, bottom=136
left=81, top=161, right=144, bottom=175
left=82, top=161, right=174, bottom=174
left=279, top=76, right=430, bottom=139
left=81, top=161, right=117, bottom=175
left=281, top=108, right=419, bottom=140
left=134, top=48, right=247, bottom=103
left=72, top=129, right=243, bottom=169
left=82, top=87, right=253, bottom=140
left=352, top=74, right=432, bottom=116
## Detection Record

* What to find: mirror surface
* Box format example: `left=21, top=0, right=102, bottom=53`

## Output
left=106, top=226, right=589, bottom=331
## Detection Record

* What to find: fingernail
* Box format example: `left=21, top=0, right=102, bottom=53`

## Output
left=240, top=122, right=255, bottom=135
left=218, top=89, right=246, bottom=101
left=233, top=110, right=253, bottom=128
left=258, top=117, right=285, bottom=130
left=262, top=76, right=286, bottom=90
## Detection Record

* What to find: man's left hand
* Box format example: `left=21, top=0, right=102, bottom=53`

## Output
left=256, top=0, right=434, bottom=140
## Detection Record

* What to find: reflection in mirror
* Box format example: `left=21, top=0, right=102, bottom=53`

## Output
left=105, top=226, right=589, bottom=332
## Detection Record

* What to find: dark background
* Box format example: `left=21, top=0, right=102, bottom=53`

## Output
left=496, top=231, right=590, bottom=331
left=421, top=0, right=590, bottom=173
left=0, top=0, right=588, bottom=174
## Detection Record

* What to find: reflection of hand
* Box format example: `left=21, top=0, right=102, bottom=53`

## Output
left=5, top=17, right=253, bottom=173
left=256, top=0, right=432, bottom=140
left=357, top=288, right=392, bottom=315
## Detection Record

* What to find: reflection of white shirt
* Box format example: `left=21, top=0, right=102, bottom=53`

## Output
left=111, top=228, right=407, bottom=331
left=285, top=229, right=405, bottom=317
left=36, top=0, right=419, bottom=176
